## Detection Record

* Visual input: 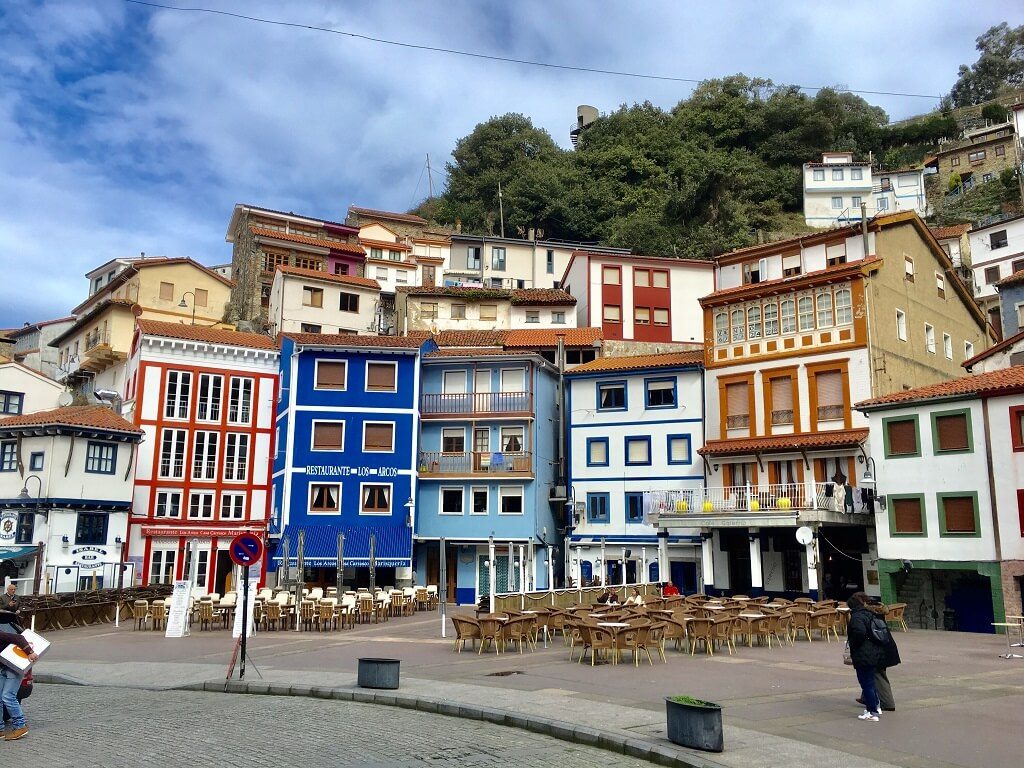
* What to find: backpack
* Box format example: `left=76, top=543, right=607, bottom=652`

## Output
left=869, top=614, right=891, bottom=644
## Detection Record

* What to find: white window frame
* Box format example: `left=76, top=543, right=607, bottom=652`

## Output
left=154, top=490, right=182, bottom=519
left=158, top=428, right=187, bottom=479
left=851, top=168, right=863, bottom=181
left=359, top=482, right=393, bottom=516
left=223, top=432, right=250, bottom=482
left=164, top=370, right=192, bottom=420
left=191, top=431, right=219, bottom=481
left=965, top=341, right=975, bottom=360
left=470, top=486, right=489, bottom=516
left=498, top=485, right=525, bottom=515
left=311, top=420, right=345, bottom=452
left=924, top=323, right=936, bottom=354
left=308, top=483, right=342, bottom=515
left=362, top=421, right=396, bottom=453
left=196, top=373, right=223, bottom=423
left=439, top=486, right=464, bottom=515
left=187, top=490, right=215, bottom=520
left=314, top=359, right=348, bottom=391
left=896, top=309, right=907, bottom=342
left=149, top=549, right=176, bottom=585
left=366, top=361, right=398, bottom=393
left=831, top=196, right=843, bottom=209
left=943, top=332, right=953, bottom=360
left=500, top=367, right=526, bottom=392
left=220, top=492, right=246, bottom=520
left=832, top=169, right=844, bottom=181
left=525, top=311, right=540, bottom=323
left=228, top=377, right=254, bottom=425
left=812, top=169, right=825, bottom=181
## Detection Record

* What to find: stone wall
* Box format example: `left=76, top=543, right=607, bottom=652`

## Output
left=1000, top=559, right=1024, bottom=618
left=601, top=339, right=703, bottom=357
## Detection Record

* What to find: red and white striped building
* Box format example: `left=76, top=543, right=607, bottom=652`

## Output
left=123, top=320, right=279, bottom=593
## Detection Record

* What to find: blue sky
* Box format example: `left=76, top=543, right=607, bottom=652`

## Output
left=1, top=0, right=1021, bottom=327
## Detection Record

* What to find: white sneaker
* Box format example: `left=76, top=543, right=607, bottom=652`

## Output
left=858, top=710, right=879, bottom=721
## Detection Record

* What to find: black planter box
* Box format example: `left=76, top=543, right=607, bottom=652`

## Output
left=665, top=697, right=723, bottom=752
left=357, top=657, right=400, bottom=689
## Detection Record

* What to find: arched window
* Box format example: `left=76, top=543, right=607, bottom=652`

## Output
left=747, top=304, right=762, bottom=339
left=780, top=298, right=796, bottom=334
left=835, top=287, right=852, bottom=325
left=763, top=301, right=779, bottom=337
left=798, top=295, right=815, bottom=331
left=715, top=312, right=729, bottom=344
left=730, top=309, right=745, bottom=342
left=816, top=290, right=834, bottom=328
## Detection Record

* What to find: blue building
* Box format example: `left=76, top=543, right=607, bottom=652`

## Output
left=413, top=350, right=560, bottom=604
left=566, top=352, right=705, bottom=592
left=271, top=333, right=434, bottom=588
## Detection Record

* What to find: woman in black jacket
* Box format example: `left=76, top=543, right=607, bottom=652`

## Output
left=846, top=592, right=885, bottom=721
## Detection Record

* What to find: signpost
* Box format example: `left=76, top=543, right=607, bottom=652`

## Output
left=228, top=533, right=264, bottom=679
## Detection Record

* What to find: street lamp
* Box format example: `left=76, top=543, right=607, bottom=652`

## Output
left=18, top=475, right=44, bottom=595
left=858, top=455, right=882, bottom=511
left=178, top=292, right=196, bottom=325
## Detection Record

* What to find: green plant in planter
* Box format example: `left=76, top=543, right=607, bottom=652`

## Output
left=669, top=695, right=718, bottom=708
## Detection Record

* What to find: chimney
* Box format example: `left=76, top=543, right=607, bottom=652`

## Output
left=861, top=203, right=872, bottom=256
left=528, top=227, right=536, bottom=241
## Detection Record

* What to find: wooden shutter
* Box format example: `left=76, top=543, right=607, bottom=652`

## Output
left=316, top=361, right=346, bottom=389
left=313, top=423, right=343, bottom=450
left=942, top=496, right=976, bottom=533
left=367, top=363, right=395, bottom=390
left=887, top=419, right=917, bottom=455
left=770, top=377, right=793, bottom=425
left=816, top=371, right=842, bottom=407
left=726, top=382, right=748, bottom=416
left=364, top=423, right=394, bottom=451
left=935, top=413, right=969, bottom=451
left=893, top=498, right=923, bottom=533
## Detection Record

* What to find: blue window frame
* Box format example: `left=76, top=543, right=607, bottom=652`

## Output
left=85, top=441, right=116, bottom=474
left=586, top=437, right=609, bottom=467
left=625, top=492, right=644, bottom=523
left=0, top=391, right=23, bottom=415
left=597, top=381, right=626, bottom=411
left=0, top=441, right=16, bottom=472
left=624, top=436, right=651, bottom=466
left=29, top=452, right=44, bottom=471
left=587, top=492, right=610, bottom=523
left=645, top=377, right=676, bottom=409
left=666, top=434, right=692, bottom=465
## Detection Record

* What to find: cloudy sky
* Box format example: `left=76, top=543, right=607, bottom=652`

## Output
left=1, top=0, right=1020, bottom=327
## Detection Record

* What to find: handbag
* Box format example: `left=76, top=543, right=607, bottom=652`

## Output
left=842, top=640, right=853, bottom=666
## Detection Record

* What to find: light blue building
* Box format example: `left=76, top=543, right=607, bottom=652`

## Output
left=413, top=350, right=560, bottom=605
left=566, top=352, right=705, bottom=592
left=270, top=333, right=434, bottom=588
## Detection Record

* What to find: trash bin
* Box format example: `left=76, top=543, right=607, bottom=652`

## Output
left=357, top=657, right=400, bottom=689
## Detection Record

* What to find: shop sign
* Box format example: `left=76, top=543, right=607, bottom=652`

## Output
left=71, top=546, right=108, bottom=570
left=0, top=511, right=17, bottom=543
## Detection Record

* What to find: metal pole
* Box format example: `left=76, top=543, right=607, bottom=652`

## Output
left=488, top=535, right=495, bottom=614
left=507, top=541, right=514, bottom=593
left=641, top=547, right=647, bottom=586
left=336, top=532, right=345, bottom=596
left=369, top=532, right=376, bottom=595
left=294, top=530, right=304, bottom=632
left=184, top=539, right=199, bottom=635
left=439, top=537, right=447, bottom=638
left=519, top=544, right=526, bottom=610
left=240, top=565, right=250, bottom=680
left=600, top=538, right=606, bottom=586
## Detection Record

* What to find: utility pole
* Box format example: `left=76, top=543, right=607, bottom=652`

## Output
left=498, top=180, right=505, bottom=238
left=426, top=154, right=434, bottom=199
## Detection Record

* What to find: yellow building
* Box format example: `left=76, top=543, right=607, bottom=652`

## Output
left=52, top=258, right=233, bottom=391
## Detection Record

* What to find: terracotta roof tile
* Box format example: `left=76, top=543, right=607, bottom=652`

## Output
left=701, top=257, right=881, bottom=304
left=282, top=333, right=425, bottom=349
left=856, top=367, right=1024, bottom=408
left=698, top=429, right=869, bottom=456
left=359, top=238, right=413, bottom=252
left=250, top=226, right=365, bottom=255
left=433, top=330, right=509, bottom=347
left=996, top=269, right=1024, bottom=288
left=241, top=203, right=355, bottom=231
left=511, top=289, right=576, bottom=306
left=0, top=405, right=142, bottom=435
left=504, top=327, right=602, bottom=348
left=136, top=319, right=278, bottom=350
left=568, top=350, right=704, bottom=374
left=963, top=331, right=1024, bottom=369
left=929, top=224, right=971, bottom=240
left=348, top=206, right=428, bottom=225
left=275, top=265, right=380, bottom=290
left=397, top=286, right=510, bottom=300
left=426, top=348, right=528, bottom=358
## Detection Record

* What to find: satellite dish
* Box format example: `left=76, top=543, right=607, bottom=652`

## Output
left=131, top=304, right=144, bottom=317
left=57, top=391, right=74, bottom=407
left=795, top=526, right=814, bottom=546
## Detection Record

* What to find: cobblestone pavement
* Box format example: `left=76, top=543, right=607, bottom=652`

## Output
left=11, top=684, right=656, bottom=767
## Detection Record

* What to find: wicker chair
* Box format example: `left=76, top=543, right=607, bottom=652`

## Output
left=774, top=612, right=793, bottom=646
left=477, top=617, right=504, bottom=654
left=299, top=600, right=316, bottom=631
left=357, top=596, right=376, bottom=624
left=133, top=600, right=149, bottom=630
left=886, top=602, right=909, bottom=632
left=264, top=602, right=283, bottom=631
left=318, top=600, right=336, bottom=631
left=501, top=616, right=533, bottom=654
left=451, top=615, right=481, bottom=652
left=686, top=618, right=715, bottom=655
left=712, top=616, right=736, bottom=655
left=810, top=608, right=840, bottom=642
left=150, top=601, right=167, bottom=631
left=789, top=609, right=813, bottom=642
left=577, top=624, right=616, bottom=666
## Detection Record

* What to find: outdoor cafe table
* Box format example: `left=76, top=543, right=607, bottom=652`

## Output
left=736, top=613, right=766, bottom=647
left=1006, top=616, right=1024, bottom=648
left=992, top=622, right=1024, bottom=659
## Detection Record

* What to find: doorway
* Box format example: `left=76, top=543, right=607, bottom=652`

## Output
left=213, top=551, right=233, bottom=594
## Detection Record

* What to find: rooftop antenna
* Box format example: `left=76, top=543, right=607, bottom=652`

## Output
left=498, top=180, right=505, bottom=238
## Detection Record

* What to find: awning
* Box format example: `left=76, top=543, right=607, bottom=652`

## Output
left=699, top=428, right=869, bottom=457
left=272, top=525, right=411, bottom=568
left=0, top=546, right=37, bottom=562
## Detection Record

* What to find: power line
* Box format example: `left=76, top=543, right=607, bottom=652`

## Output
left=123, top=1, right=944, bottom=101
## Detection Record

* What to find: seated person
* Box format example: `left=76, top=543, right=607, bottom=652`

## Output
left=625, top=587, right=645, bottom=606
left=595, top=589, right=611, bottom=605
left=662, top=581, right=680, bottom=597
left=607, top=589, right=620, bottom=605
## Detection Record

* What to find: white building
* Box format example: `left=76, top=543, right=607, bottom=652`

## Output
left=359, top=223, right=420, bottom=295
left=0, top=405, right=143, bottom=594
left=6, top=317, right=77, bottom=381
left=396, top=287, right=578, bottom=334
left=0, top=358, right=65, bottom=417
left=856, top=366, right=1024, bottom=631
left=968, top=213, right=1024, bottom=331
left=267, top=265, right=382, bottom=336
left=566, top=352, right=705, bottom=590
left=803, top=152, right=927, bottom=228
left=560, top=252, right=713, bottom=346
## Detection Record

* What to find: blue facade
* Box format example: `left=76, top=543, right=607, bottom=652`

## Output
left=271, top=335, right=433, bottom=586
left=999, top=281, right=1024, bottom=339
left=566, top=357, right=705, bottom=591
left=413, top=353, right=559, bottom=604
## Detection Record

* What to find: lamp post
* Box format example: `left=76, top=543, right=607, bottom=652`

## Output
left=404, top=497, right=415, bottom=589
left=178, top=292, right=196, bottom=325
left=859, top=455, right=881, bottom=512
left=18, top=475, right=43, bottom=595
left=487, top=534, right=496, bottom=614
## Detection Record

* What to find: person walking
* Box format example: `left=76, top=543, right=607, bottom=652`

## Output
left=0, top=628, right=38, bottom=740
left=846, top=591, right=886, bottom=721
left=858, top=602, right=900, bottom=711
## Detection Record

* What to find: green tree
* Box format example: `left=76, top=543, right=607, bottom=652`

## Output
left=950, top=23, right=1024, bottom=107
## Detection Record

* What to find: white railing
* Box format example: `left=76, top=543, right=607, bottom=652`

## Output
left=645, top=482, right=841, bottom=518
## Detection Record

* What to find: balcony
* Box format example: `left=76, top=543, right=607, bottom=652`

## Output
left=418, top=450, right=533, bottom=477
left=420, top=391, right=533, bottom=418
left=79, top=331, right=126, bottom=373
left=646, top=483, right=874, bottom=529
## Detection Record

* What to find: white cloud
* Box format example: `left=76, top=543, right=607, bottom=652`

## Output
left=0, top=0, right=1020, bottom=325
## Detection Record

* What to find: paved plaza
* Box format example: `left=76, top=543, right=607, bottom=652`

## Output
left=18, top=609, right=1024, bottom=767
